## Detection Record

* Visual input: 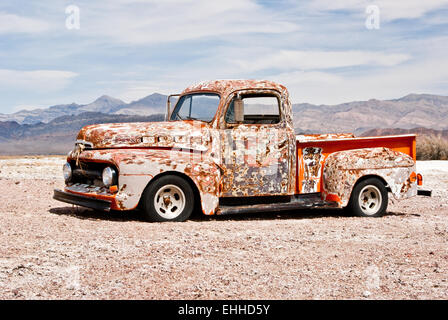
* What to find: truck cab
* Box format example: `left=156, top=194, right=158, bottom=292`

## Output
left=54, top=80, right=429, bottom=221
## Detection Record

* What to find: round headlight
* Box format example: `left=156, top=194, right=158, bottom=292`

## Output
left=102, top=167, right=117, bottom=187
left=63, top=162, right=72, bottom=182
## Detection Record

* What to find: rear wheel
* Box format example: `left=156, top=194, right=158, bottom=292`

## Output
left=347, top=177, right=388, bottom=217
left=141, top=175, right=194, bottom=222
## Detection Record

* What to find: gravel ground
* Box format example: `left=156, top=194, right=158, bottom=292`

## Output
left=0, top=156, right=447, bottom=300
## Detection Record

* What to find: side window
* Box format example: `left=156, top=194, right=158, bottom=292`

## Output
left=225, top=95, right=281, bottom=124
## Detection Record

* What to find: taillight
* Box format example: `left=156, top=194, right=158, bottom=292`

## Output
left=417, top=173, right=423, bottom=186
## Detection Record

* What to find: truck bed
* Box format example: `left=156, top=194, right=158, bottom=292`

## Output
left=296, top=133, right=417, bottom=194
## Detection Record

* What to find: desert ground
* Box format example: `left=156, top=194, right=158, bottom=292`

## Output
left=0, top=156, right=447, bottom=300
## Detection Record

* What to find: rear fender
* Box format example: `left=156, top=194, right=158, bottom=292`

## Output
left=322, top=147, right=417, bottom=207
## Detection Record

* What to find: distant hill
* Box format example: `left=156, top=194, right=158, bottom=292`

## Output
left=2, top=93, right=448, bottom=134
left=77, top=95, right=125, bottom=113
left=112, top=93, right=168, bottom=115
left=1, top=92, right=448, bottom=154
left=361, top=127, right=448, bottom=139
left=0, top=112, right=164, bottom=155
left=0, top=94, right=162, bottom=125
left=0, top=103, right=81, bottom=125
left=292, top=94, right=448, bottom=134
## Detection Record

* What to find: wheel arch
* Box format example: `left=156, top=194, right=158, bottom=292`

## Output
left=347, top=174, right=389, bottom=206
left=140, top=170, right=203, bottom=214
left=347, top=175, right=389, bottom=217
left=349, top=174, right=389, bottom=199
left=323, top=147, right=416, bottom=207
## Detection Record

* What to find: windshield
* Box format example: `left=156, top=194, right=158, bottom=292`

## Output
left=170, top=93, right=220, bottom=122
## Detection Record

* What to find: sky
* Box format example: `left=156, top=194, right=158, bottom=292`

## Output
left=0, top=0, right=447, bottom=114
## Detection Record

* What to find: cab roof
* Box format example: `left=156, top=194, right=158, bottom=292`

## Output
left=181, top=79, right=288, bottom=97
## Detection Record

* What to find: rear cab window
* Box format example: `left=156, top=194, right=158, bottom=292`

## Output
left=225, top=94, right=281, bottom=125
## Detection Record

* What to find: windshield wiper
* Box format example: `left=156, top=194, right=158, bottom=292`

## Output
left=173, top=114, right=207, bottom=122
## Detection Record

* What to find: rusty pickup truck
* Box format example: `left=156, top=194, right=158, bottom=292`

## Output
left=53, top=80, right=430, bottom=222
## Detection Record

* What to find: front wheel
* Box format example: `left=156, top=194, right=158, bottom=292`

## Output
left=141, top=175, right=194, bottom=222
left=347, top=178, right=388, bottom=217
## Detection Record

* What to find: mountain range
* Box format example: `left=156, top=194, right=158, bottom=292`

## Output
left=0, top=94, right=168, bottom=125
left=360, top=127, right=448, bottom=139
left=292, top=94, right=448, bottom=134
left=0, top=112, right=164, bottom=155
left=0, top=92, right=447, bottom=155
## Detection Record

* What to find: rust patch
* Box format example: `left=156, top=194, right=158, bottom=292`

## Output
left=296, top=133, right=355, bottom=142
left=301, top=147, right=323, bottom=193
left=322, top=147, right=417, bottom=207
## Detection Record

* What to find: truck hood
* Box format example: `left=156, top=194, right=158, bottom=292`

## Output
left=76, top=120, right=212, bottom=151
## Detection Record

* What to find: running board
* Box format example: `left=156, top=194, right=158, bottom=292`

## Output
left=217, top=194, right=338, bottom=215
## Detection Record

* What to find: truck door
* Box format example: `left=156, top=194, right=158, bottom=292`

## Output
left=219, top=91, right=291, bottom=197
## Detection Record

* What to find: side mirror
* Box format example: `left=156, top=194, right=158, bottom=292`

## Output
left=234, top=98, right=244, bottom=123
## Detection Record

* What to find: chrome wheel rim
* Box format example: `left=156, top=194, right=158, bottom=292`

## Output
left=358, top=185, right=382, bottom=215
left=154, top=184, right=186, bottom=219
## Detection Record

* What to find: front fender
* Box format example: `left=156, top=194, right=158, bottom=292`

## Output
left=322, top=147, right=417, bottom=207
left=72, top=148, right=221, bottom=214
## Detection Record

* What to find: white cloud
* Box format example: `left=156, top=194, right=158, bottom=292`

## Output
left=115, top=79, right=192, bottom=102
left=309, top=0, right=448, bottom=21
left=111, top=48, right=413, bottom=103
left=1, top=0, right=447, bottom=112
left=0, top=12, right=50, bottom=34
left=77, top=0, right=299, bottom=44
left=0, top=69, right=78, bottom=91
left=232, top=50, right=410, bottom=72
left=273, top=56, right=448, bottom=104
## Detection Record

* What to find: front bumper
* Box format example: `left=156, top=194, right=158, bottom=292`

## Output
left=53, top=189, right=112, bottom=211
